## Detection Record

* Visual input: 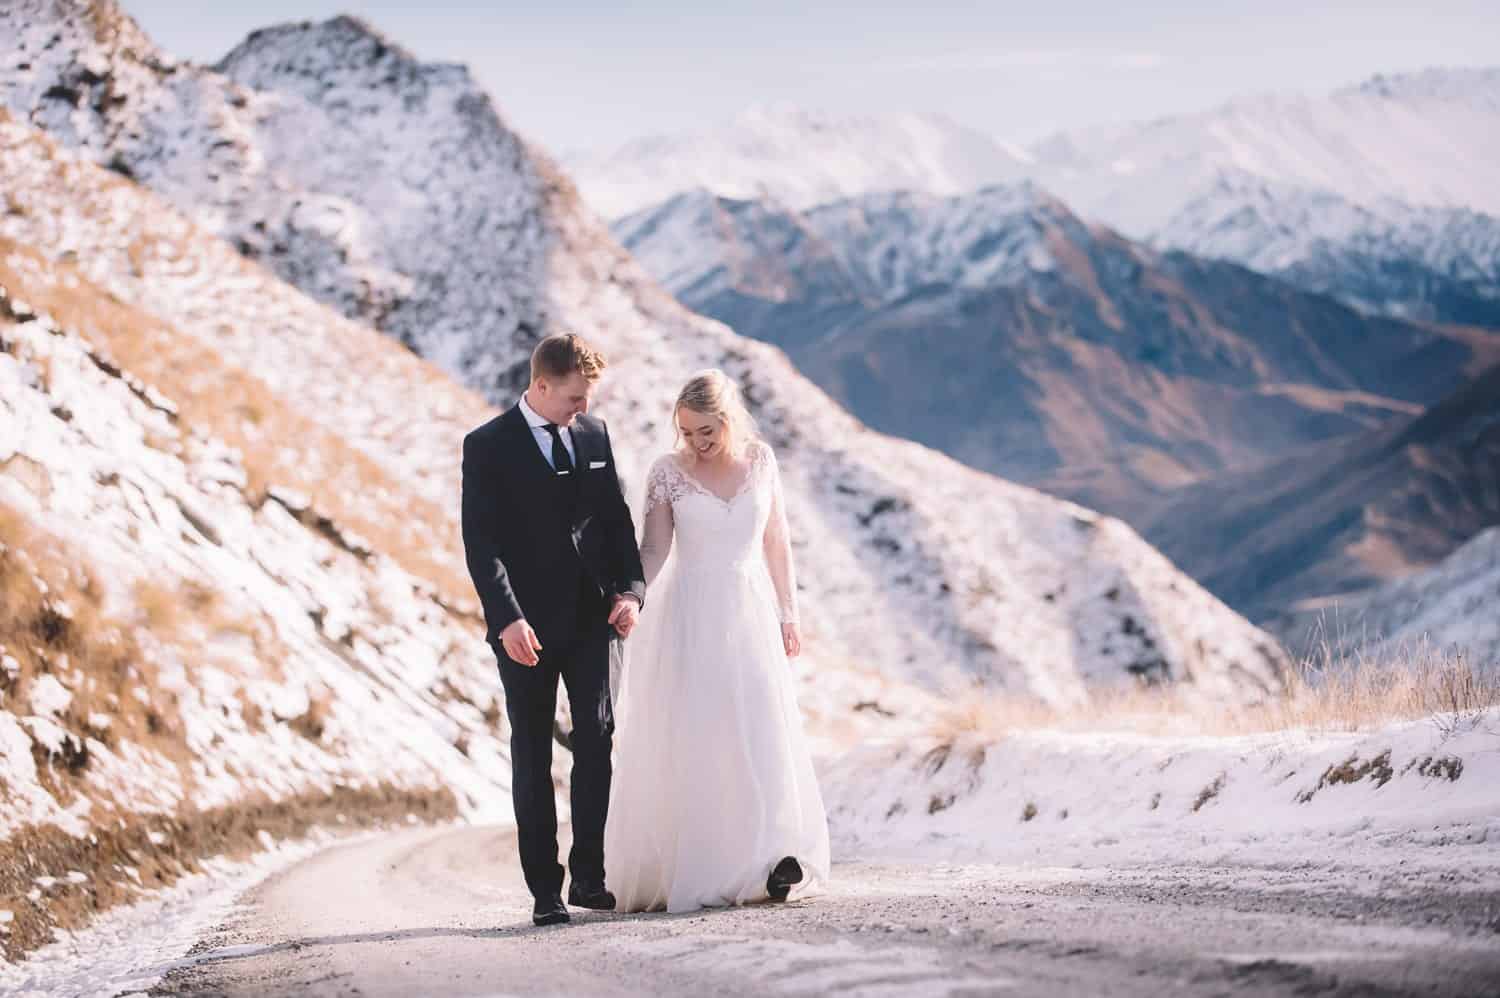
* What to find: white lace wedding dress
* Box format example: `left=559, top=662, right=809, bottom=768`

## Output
left=605, top=439, right=830, bottom=913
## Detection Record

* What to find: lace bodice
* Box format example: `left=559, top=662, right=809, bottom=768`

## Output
left=639, top=440, right=798, bottom=623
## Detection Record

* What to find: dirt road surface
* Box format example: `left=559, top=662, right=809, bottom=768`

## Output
left=152, top=825, right=1500, bottom=997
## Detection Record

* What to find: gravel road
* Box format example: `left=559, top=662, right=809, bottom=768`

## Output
left=152, top=825, right=1500, bottom=997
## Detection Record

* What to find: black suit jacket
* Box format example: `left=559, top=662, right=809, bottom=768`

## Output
left=461, top=404, right=647, bottom=650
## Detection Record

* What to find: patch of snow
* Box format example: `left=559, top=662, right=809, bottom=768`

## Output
left=825, top=709, right=1500, bottom=869
left=26, top=675, right=72, bottom=719
left=1321, top=528, right=1500, bottom=670
left=0, top=831, right=343, bottom=998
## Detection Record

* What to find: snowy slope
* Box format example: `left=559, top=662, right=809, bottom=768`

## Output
left=567, top=105, right=1032, bottom=220
left=0, top=242, right=513, bottom=839
left=826, top=709, right=1500, bottom=867
left=0, top=3, right=1291, bottom=705
left=1339, top=528, right=1500, bottom=669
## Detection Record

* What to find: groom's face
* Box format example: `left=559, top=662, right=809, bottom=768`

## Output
left=532, top=372, right=596, bottom=427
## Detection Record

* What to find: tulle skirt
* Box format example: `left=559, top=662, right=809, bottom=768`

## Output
left=604, top=556, right=830, bottom=913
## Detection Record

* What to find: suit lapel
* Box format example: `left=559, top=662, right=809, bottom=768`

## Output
left=570, top=420, right=601, bottom=472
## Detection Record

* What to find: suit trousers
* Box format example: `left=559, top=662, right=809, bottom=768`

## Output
left=493, top=586, right=613, bottom=901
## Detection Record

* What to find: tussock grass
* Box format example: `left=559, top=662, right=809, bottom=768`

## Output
left=932, top=643, right=1499, bottom=744
left=0, top=503, right=462, bottom=964
left=0, top=241, right=474, bottom=608
left=0, top=500, right=186, bottom=797
left=0, top=783, right=457, bottom=963
left=131, top=578, right=182, bottom=632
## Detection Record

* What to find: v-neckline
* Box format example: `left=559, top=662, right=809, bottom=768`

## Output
left=674, top=454, right=753, bottom=508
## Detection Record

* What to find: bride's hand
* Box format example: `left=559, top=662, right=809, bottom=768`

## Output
left=781, top=622, right=802, bottom=659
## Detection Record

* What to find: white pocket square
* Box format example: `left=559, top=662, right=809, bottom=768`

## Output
left=589, top=460, right=607, bottom=470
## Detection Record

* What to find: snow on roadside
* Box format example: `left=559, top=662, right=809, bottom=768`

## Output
left=824, top=710, right=1500, bottom=875
left=0, top=828, right=363, bottom=998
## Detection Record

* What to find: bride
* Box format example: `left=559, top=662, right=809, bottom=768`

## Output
left=604, top=370, right=830, bottom=913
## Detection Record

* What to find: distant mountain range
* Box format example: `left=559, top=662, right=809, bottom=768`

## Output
left=568, top=106, right=1029, bottom=221
left=587, top=68, right=1500, bottom=328
left=617, top=186, right=1500, bottom=517
left=576, top=67, right=1500, bottom=222
left=1030, top=67, right=1500, bottom=231
left=599, top=67, right=1500, bottom=624
left=1152, top=171, right=1500, bottom=328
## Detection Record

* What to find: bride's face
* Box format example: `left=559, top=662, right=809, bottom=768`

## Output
left=677, top=407, right=728, bottom=460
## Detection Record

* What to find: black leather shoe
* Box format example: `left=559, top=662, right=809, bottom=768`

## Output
left=767, top=856, right=803, bottom=902
left=567, top=882, right=617, bottom=911
left=533, top=894, right=570, bottom=926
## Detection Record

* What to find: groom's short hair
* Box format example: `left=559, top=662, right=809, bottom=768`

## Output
left=531, top=332, right=607, bottom=384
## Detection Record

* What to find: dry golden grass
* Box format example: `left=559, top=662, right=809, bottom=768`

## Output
left=131, top=578, right=181, bottom=632
left=932, top=645, right=1500, bottom=744
left=0, top=499, right=187, bottom=797
left=0, top=783, right=457, bottom=963
left=1, top=505, right=463, bottom=964
left=0, top=239, right=475, bottom=607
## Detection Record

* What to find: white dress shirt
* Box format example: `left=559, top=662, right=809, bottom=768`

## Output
left=518, top=391, right=576, bottom=471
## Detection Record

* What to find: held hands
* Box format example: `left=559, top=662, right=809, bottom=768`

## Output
left=781, top=621, right=802, bottom=659
left=608, top=595, right=640, bottom=638
left=500, top=618, right=543, bottom=667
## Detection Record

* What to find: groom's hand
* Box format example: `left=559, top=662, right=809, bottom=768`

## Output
left=501, top=618, right=543, bottom=666
left=608, top=595, right=639, bottom=638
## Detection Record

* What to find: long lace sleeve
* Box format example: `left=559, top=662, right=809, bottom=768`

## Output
left=639, top=457, right=676, bottom=587
left=760, top=444, right=799, bottom=624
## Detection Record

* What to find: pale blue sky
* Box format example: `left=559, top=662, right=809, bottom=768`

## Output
left=120, top=1, right=1500, bottom=157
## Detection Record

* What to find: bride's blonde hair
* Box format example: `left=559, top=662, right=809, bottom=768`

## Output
left=674, top=369, right=760, bottom=459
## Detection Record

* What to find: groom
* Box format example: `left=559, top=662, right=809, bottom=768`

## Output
left=461, top=332, right=646, bottom=926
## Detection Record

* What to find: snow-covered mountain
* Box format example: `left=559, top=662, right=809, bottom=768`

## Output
left=582, top=68, right=1500, bottom=326
left=1146, top=170, right=1500, bottom=326
left=567, top=106, right=1031, bottom=220
left=615, top=185, right=1500, bottom=519
left=0, top=6, right=551, bottom=394
left=0, top=2, right=1289, bottom=711
left=615, top=184, right=1059, bottom=306
left=1033, top=67, right=1500, bottom=231
left=574, top=67, right=1500, bottom=226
